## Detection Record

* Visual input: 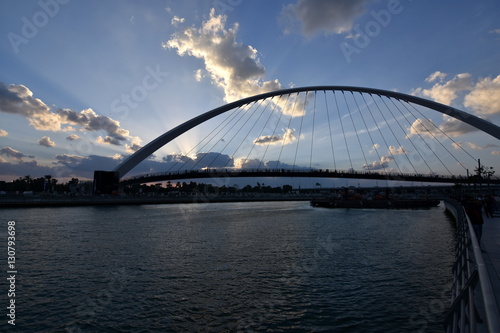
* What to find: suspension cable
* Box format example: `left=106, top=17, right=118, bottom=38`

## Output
left=361, top=93, right=402, bottom=174
left=276, top=93, right=300, bottom=169
left=292, top=91, right=308, bottom=171
left=406, top=101, right=477, bottom=169
left=375, top=95, right=420, bottom=174
left=395, top=99, right=454, bottom=175
left=309, top=91, right=317, bottom=170
left=386, top=97, right=436, bottom=174
left=323, top=91, right=337, bottom=171
left=166, top=104, right=245, bottom=173
left=342, top=91, right=369, bottom=170
left=351, top=91, right=386, bottom=173
left=231, top=97, right=275, bottom=169
left=252, top=95, right=284, bottom=170
left=333, top=91, right=353, bottom=171
left=195, top=98, right=266, bottom=170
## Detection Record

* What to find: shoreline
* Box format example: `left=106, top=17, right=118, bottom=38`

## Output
left=0, top=194, right=313, bottom=208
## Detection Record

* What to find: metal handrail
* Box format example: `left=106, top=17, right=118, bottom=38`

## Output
left=444, top=199, right=500, bottom=332
left=464, top=207, right=500, bottom=331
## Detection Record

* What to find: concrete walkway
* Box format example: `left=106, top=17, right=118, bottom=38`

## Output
left=479, top=206, right=500, bottom=311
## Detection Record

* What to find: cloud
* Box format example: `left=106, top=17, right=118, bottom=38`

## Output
left=407, top=117, right=477, bottom=138
left=281, top=0, right=370, bottom=36
left=452, top=141, right=498, bottom=150
left=165, top=9, right=293, bottom=112
left=425, top=71, right=447, bottom=83
left=55, top=154, right=122, bottom=178
left=171, top=16, right=184, bottom=26
left=409, top=72, right=498, bottom=138
left=234, top=158, right=260, bottom=169
left=364, top=146, right=406, bottom=171
left=162, top=153, right=193, bottom=164
left=412, top=72, right=500, bottom=117
left=160, top=152, right=234, bottom=170
left=96, top=135, right=121, bottom=146
left=0, top=146, right=32, bottom=160
left=233, top=157, right=308, bottom=170
left=388, top=145, right=406, bottom=155
left=0, top=83, right=140, bottom=146
left=194, top=152, right=234, bottom=168
left=412, top=73, right=472, bottom=105
left=407, top=118, right=439, bottom=138
left=66, top=134, right=81, bottom=141
left=194, top=69, right=203, bottom=82
left=0, top=160, right=55, bottom=179
left=463, top=75, right=500, bottom=115
left=55, top=153, right=88, bottom=166
left=159, top=152, right=306, bottom=171
left=362, top=155, right=394, bottom=171
left=369, top=143, right=380, bottom=154
left=438, top=116, right=477, bottom=137
left=125, top=142, right=142, bottom=153
left=253, top=128, right=296, bottom=146
left=38, top=136, right=55, bottom=147
left=0, top=129, right=7, bottom=137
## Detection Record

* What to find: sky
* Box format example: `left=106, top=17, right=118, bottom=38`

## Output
left=0, top=0, right=499, bottom=186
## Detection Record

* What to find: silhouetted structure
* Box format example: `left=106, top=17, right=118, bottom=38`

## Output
left=93, top=171, right=119, bottom=195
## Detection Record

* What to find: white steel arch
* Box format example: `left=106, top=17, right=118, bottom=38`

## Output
left=113, top=86, right=500, bottom=178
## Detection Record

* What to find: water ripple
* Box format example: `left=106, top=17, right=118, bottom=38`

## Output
left=3, top=201, right=455, bottom=332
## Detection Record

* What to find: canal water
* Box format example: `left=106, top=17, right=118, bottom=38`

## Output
left=1, top=201, right=455, bottom=332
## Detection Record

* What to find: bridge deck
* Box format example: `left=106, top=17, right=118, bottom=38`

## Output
left=481, top=205, right=500, bottom=318
left=120, top=169, right=500, bottom=186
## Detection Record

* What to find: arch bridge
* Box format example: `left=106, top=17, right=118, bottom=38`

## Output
left=94, top=86, right=500, bottom=192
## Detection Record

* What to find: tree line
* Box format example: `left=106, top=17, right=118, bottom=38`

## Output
left=124, top=181, right=294, bottom=196
left=0, top=176, right=91, bottom=194
left=0, top=176, right=294, bottom=196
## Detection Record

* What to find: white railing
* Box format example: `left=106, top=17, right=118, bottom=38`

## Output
left=444, top=199, right=500, bottom=332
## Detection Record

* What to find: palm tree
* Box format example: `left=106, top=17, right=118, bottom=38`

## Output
left=24, top=175, right=32, bottom=191
left=45, top=175, right=52, bottom=193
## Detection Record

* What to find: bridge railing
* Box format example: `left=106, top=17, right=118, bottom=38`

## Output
left=120, top=168, right=475, bottom=184
left=444, top=199, right=500, bottom=332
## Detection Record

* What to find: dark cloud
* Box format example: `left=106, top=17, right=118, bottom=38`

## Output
left=408, top=117, right=477, bottom=138
left=194, top=152, right=234, bottom=168
left=162, top=154, right=194, bottom=164
left=55, top=154, right=88, bottom=166
left=0, top=160, right=55, bottom=179
left=126, top=142, right=142, bottom=153
left=253, top=128, right=296, bottom=146
left=282, top=0, right=370, bottom=36
left=0, top=146, right=32, bottom=160
left=0, top=82, right=49, bottom=116
left=96, top=135, right=121, bottom=146
left=237, top=158, right=307, bottom=170
left=0, top=82, right=140, bottom=146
